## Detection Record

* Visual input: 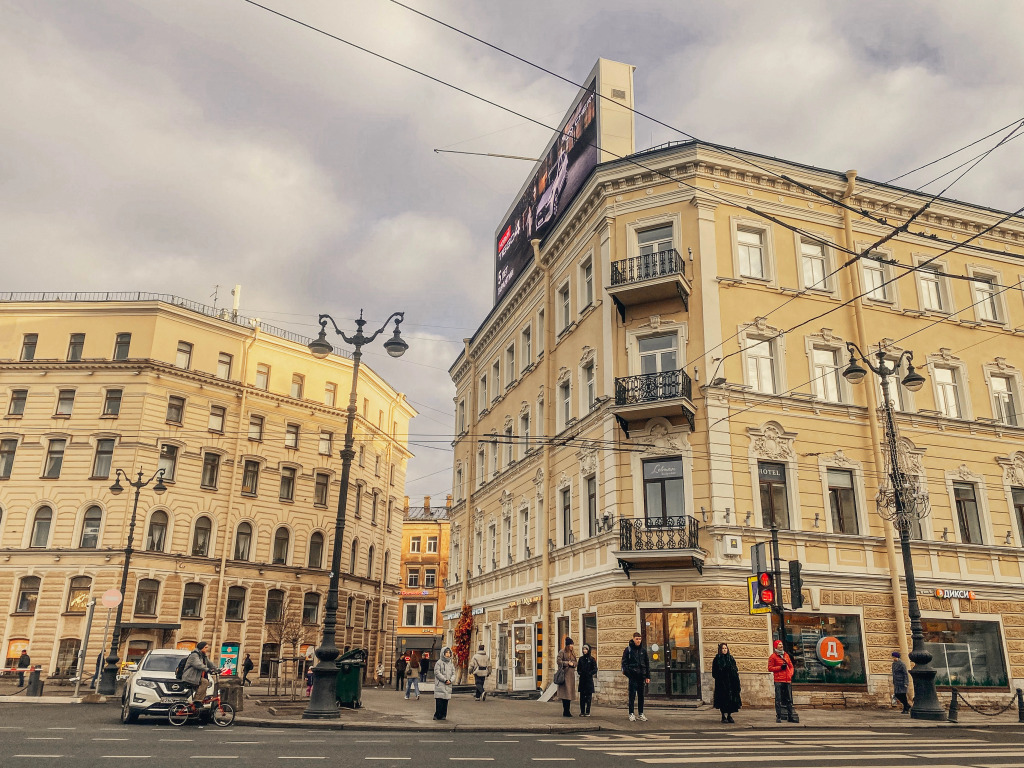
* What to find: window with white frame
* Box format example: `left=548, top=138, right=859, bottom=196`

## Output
left=918, top=265, right=948, bottom=312
left=934, top=366, right=963, bottom=419
left=811, top=347, right=842, bottom=403
left=491, top=440, right=499, bottom=476
left=580, top=257, right=594, bottom=309
left=638, top=224, right=673, bottom=257
left=477, top=447, right=486, bottom=488
left=409, top=536, right=421, bottom=554
left=558, top=283, right=571, bottom=332
left=537, top=309, right=545, bottom=352
left=737, top=228, right=767, bottom=279
left=990, top=375, right=1018, bottom=426
left=479, top=376, right=488, bottom=413
left=560, top=487, right=572, bottom=546
left=520, top=508, right=530, bottom=559
left=583, top=361, right=596, bottom=411
left=521, top=326, right=532, bottom=368
left=455, top=466, right=464, bottom=501
left=504, top=425, right=514, bottom=465
left=953, top=482, right=983, bottom=544
left=503, top=516, right=512, bottom=566
left=827, top=469, right=859, bottom=534
left=558, top=379, right=571, bottom=428
left=586, top=475, right=597, bottom=538
left=800, top=240, right=829, bottom=291
left=217, top=352, right=233, bottom=380
left=879, top=369, right=907, bottom=412
left=426, top=535, right=438, bottom=554
left=639, top=333, right=677, bottom=375
left=492, top=361, right=500, bottom=400
left=862, top=255, right=891, bottom=302
left=520, top=411, right=530, bottom=452
left=505, top=344, right=515, bottom=386
left=489, top=522, right=497, bottom=569
left=745, top=337, right=777, bottom=394
left=972, top=273, right=1002, bottom=322
left=457, top=399, right=466, bottom=434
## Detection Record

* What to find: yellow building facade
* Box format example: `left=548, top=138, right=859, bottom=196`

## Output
left=0, top=294, right=415, bottom=683
left=445, top=61, right=1024, bottom=706
left=395, top=498, right=450, bottom=669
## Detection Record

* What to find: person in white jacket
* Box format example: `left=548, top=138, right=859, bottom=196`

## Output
left=468, top=645, right=490, bottom=702
left=432, top=647, right=457, bottom=721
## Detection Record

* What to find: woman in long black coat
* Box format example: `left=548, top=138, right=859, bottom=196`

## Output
left=576, top=644, right=598, bottom=717
left=711, top=642, right=742, bottom=723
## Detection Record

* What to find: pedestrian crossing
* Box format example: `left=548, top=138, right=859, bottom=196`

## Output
left=549, top=732, right=1024, bottom=766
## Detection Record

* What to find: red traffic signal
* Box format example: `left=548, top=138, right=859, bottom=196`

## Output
left=757, top=571, right=775, bottom=605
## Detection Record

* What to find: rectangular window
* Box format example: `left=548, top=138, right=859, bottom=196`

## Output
left=427, top=535, right=438, bottom=554
left=291, top=374, right=304, bottom=399
left=166, top=395, right=185, bottom=424
left=0, top=439, right=17, bottom=479
left=934, top=367, right=962, bottom=419
left=1012, top=487, right=1024, bottom=546
left=782, top=613, right=866, bottom=685
left=506, top=345, right=516, bottom=386
left=358, top=446, right=364, bottom=466
left=643, top=457, right=684, bottom=523
left=586, top=475, right=598, bottom=537
left=217, top=352, right=233, bottom=380
left=921, top=618, right=1009, bottom=688
left=559, top=380, right=571, bottom=426
left=457, top=400, right=466, bottom=434
left=404, top=603, right=418, bottom=626
left=737, top=228, right=765, bottom=278
left=582, top=613, right=598, bottom=658
left=319, top=431, right=332, bottom=456
left=113, top=333, right=131, bottom=360
left=974, top=276, right=1001, bottom=322
left=479, top=376, right=488, bottom=413
left=477, top=448, right=485, bottom=488
left=992, top=376, right=1018, bottom=426
left=801, top=241, right=828, bottom=290
left=255, top=363, right=270, bottom=390
left=20, top=333, right=38, bottom=362
left=491, top=361, right=500, bottom=400
left=248, top=414, right=264, bottom=441
left=522, top=327, right=532, bottom=368
left=43, top=439, right=66, bottom=478
left=208, top=405, right=226, bottom=433
left=455, top=467, right=464, bottom=501
left=103, top=389, right=121, bottom=417
left=758, top=461, right=790, bottom=529
left=423, top=603, right=435, bottom=627
left=827, top=469, right=859, bottom=534
left=863, top=258, right=889, bottom=301
left=639, top=333, right=678, bottom=375
left=92, top=438, right=115, bottom=479
left=520, top=508, right=530, bottom=560
left=354, top=487, right=362, bottom=517
left=201, top=452, right=220, bottom=489
left=558, top=284, right=571, bottom=331
left=241, top=460, right=259, bottom=495
left=314, top=472, right=329, bottom=506
left=537, top=309, right=545, bottom=351
left=9, top=389, right=27, bottom=416
left=920, top=266, right=945, bottom=311
left=279, top=466, right=296, bottom=501
left=325, top=382, right=337, bottom=407
left=407, top=569, right=420, bottom=587
left=370, top=493, right=378, bottom=523
left=390, top=464, right=395, bottom=486
left=561, top=487, right=572, bottom=545
left=504, top=425, right=514, bottom=466
left=424, top=568, right=437, bottom=588
left=745, top=337, right=776, bottom=394
left=374, top=454, right=381, bottom=476
left=584, top=362, right=596, bottom=411
left=812, top=347, right=841, bottom=403
left=55, top=389, right=75, bottom=416
left=581, top=259, right=594, bottom=307
left=520, top=412, right=530, bottom=452
left=410, top=536, right=421, bottom=553
left=953, top=482, right=983, bottom=545
left=285, top=423, right=299, bottom=449
left=638, top=224, right=672, bottom=257
left=158, top=444, right=178, bottom=481
left=67, top=333, right=85, bottom=362
left=175, top=341, right=193, bottom=369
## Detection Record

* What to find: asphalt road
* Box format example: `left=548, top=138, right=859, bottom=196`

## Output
left=1, top=704, right=1022, bottom=767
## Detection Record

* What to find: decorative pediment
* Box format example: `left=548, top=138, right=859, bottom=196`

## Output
left=895, top=438, right=926, bottom=477
left=557, top=472, right=571, bottom=491
left=520, top=401, right=531, bottom=417
left=953, top=463, right=983, bottom=483
left=578, top=445, right=598, bottom=475
left=998, top=451, right=1024, bottom=486
left=537, top=385, right=545, bottom=404
left=557, top=367, right=571, bottom=385
left=635, top=418, right=685, bottom=456
left=579, top=346, right=596, bottom=366
left=748, top=421, right=796, bottom=461
left=503, top=414, right=514, bottom=431
left=823, top=449, right=857, bottom=468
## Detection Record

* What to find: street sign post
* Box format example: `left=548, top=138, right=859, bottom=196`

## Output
left=73, top=598, right=97, bottom=698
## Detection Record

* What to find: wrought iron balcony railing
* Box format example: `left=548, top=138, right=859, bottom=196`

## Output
left=619, top=515, right=700, bottom=552
left=614, top=368, right=692, bottom=406
left=610, top=249, right=684, bottom=286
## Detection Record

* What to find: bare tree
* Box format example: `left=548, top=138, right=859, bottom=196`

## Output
left=264, top=600, right=317, bottom=699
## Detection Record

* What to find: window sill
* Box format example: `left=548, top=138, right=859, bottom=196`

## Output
left=279, top=498, right=294, bottom=504
left=248, top=438, right=263, bottom=443
left=52, top=414, right=71, bottom=420
left=241, top=492, right=258, bottom=498
left=313, top=503, right=328, bottom=509
left=209, top=429, right=224, bottom=435
left=40, top=475, right=61, bottom=480
left=100, top=414, right=119, bottom=419
left=200, top=484, right=218, bottom=491
left=166, top=421, right=183, bottom=427
left=11, top=612, right=37, bottom=617
left=180, top=615, right=203, bottom=621
left=6, top=413, right=24, bottom=420
left=88, top=476, right=110, bottom=482
left=225, top=619, right=245, bottom=624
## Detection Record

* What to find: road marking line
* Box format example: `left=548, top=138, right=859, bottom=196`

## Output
left=160, top=739, right=195, bottom=742
left=225, top=742, right=261, bottom=745
left=101, top=756, right=150, bottom=759
left=94, top=738, right=131, bottom=741
left=191, top=757, right=240, bottom=760
left=13, top=756, right=64, bottom=759
left=531, top=760, right=576, bottom=762
left=290, top=740, right=326, bottom=743
left=419, top=740, right=453, bottom=743
left=635, top=755, right=919, bottom=764
left=278, top=758, right=327, bottom=760
left=46, top=728, right=76, bottom=731
left=449, top=760, right=495, bottom=762
left=485, top=740, right=518, bottom=743
left=355, top=740, right=392, bottom=743
left=364, top=759, right=412, bottom=761
left=26, top=738, right=63, bottom=740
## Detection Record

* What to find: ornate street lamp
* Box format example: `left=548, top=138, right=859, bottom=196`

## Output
left=97, top=467, right=167, bottom=696
left=304, top=310, right=406, bottom=719
left=842, top=342, right=945, bottom=720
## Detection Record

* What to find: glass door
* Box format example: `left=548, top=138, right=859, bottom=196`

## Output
left=512, top=623, right=536, bottom=691
left=496, top=624, right=509, bottom=691
left=641, top=609, right=701, bottom=699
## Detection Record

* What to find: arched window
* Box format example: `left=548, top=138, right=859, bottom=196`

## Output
left=192, top=516, right=212, bottom=557
left=146, top=511, right=168, bottom=552
left=134, top=579, right=160, bottom=616
left=226, top=586, right=246, bottom=620
left=234, top=522, right=252, bottom=560
left=17, top=576, right=41, bottom=613
left=345, top=595, right=355, bottom=627
left=349, top=538, right=359, bottom=574
left=302, top=592, right=320, bottom=625
left=30, top=506, right=52, bottom=548
left=364, top=598, right=372, bottom=629
left=272, top=527, right=290, bottom=564
left=80, top=506, right=102, bottom=548
left=181, top=583, right=204, bottom=618
left=383, top=550, right=391, bottom=583
left=308, top=532, right=324, bottom=568
left=366, top=545, right=375, bottom=580
left=266, top=589, right=284, bottom=622
left=66, top=576, right=91, bottom=613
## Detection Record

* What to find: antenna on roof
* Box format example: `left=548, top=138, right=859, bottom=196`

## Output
left=211, top=285, right=219, bottom=309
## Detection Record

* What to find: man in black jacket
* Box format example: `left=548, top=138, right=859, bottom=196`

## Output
left=620, top=632, right=650, bottom=722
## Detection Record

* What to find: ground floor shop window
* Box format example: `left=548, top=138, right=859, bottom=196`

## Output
left=640, top=608, right=700, bottom=698
left=55, top=638, right=81, bottom=676
left=922, top=618, right=1008, bottom=688
left=582, top=613, right=598, bottom=660
left=784, top=613, right=866, bottom=685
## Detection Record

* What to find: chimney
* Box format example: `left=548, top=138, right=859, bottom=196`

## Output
left=424, top=496, right=431, bottom=513
left=446, top=494, right=453, bottom=508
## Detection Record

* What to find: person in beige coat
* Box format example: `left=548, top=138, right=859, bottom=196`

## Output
left=555, top=637, right=578, bottom=718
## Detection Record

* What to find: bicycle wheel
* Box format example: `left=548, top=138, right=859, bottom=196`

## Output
left=211, top=702, right=235, bottom=727
left=168, top=703, right=191, bottom=727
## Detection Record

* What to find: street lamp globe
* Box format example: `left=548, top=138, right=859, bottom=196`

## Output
left=901, top=364, right=926, bottom=392
left=383, top=328, right=408, bottom=358
left=308, top=329, right=334, bottom=359
left=153, top=475, right=168, bottom=495
left=842, top=357, right=868, bottom=384
left=109, top=476, right=124, bottom=495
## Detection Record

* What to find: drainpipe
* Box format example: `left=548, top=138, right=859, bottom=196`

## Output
left=840, top=170, right=909, bottom=659
left=535, top=237, right=554, bottom=688
left=462, top=337, right=478, bottom=679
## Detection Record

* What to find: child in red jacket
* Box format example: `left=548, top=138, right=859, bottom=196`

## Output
left=768, top=640, right=798, bottom=723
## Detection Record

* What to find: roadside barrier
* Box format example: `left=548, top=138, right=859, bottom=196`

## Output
left=947, top=687, right=1023, bottom=723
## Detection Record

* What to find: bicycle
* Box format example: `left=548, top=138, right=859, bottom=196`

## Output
left=168, top=691, right=235, bottom=727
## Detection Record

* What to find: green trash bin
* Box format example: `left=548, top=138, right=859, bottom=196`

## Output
left=335, top=648, right=367, bottom=708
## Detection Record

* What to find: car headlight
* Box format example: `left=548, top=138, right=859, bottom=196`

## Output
left=136, top=679, right=157, bottom=689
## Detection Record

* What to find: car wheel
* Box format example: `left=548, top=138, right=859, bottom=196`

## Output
left=120, top=700, right=139, bottom=724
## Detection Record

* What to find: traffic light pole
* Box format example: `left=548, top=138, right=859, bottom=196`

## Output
left=770, top=522, right=786, bottom=647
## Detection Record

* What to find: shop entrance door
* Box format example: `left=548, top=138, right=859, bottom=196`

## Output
left=512, top=623, right=536, bottom=691
left=640, top=608, right=701, bottom=699
left=496, top=624, right=509, bottom=691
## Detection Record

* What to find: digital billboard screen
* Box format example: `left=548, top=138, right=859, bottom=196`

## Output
left=494, top=80, right=598, bottom=304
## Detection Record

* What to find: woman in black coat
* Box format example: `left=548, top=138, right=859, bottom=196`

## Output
left=711, top=642, right=742, bottom=723
left=576, top=644, right=598, bottom=717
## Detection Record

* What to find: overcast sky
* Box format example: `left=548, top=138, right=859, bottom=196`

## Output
left=3, top=1, right=1023, bottom=501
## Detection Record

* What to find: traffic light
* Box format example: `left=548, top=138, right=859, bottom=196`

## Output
left=789, top=560, right=804, bottom=610
left=757, top=571, right=775, bottom=606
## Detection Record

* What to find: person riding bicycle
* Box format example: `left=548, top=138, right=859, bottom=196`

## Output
left=181, top=641, right=219, bottom=705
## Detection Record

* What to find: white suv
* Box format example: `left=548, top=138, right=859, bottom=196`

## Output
left=121, top=649, right=218, bottom=723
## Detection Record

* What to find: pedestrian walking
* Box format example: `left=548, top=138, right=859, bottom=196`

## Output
left=305, top=665, right=313, bottom=697
left=432, top=647, right=457, bottom=720
left=891, top=651, right=911, bottom=714
left=576, top=644, right=597, bottom=717
left=375, top=660, right=386, bottom=688
left=16, top=649, right=30, bottom=687
left=421, top=652, right=431, bottom=682
left=395, top=655, right=408, bottom=691
left=404, top=650, right=421, bottom=699
left=711, top=643, right=741, bottom=723
left=468, top=644, right=490, bottom=701
left=768, top=640, right=798, bottom=723
left=620, top=632, right=650, bottom=722
left=241, top=654, right=254, bottom=686
left=555, top=637, right=578, bottom=718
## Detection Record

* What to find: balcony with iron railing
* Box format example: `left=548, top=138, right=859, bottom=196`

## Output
left=607, top=248, right=690, bottom=320
left=612, top=368, right=696, bottom=433
left=614, top=515, right=704, bottom=577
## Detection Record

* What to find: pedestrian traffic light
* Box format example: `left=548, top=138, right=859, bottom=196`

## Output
left=757, top=571, right=775, bottom=605
left=789, top=560, right=804, bottom=609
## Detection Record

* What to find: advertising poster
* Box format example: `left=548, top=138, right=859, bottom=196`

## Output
left=494, top=79, right=598, bottom=304
left=219, top=642, right=239, bottom=676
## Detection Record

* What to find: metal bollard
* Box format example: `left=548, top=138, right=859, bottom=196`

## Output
left=947, top=687, right=959, bottom=723
left=26, top=667, right=44, bottom=697
left=1017, top=688, right=1023, bottom=723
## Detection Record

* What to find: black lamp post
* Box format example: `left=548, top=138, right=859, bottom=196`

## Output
left=842, top=342, right=945, bottom=721
left=303, top=310, right=407, bottom=719
left=97, top=467, right=167, bottom=696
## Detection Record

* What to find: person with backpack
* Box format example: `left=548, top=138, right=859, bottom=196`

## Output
left=620, top=632, right=650, bottom=722
left=241, top=654, right=254, bottom=686
left=395, top=655, right=407, bottom=691
left=179, top=641, right=219, bottom=703
left=404, top=650, right=421, bottom=699
left=468, top=644, right=490, bottom=701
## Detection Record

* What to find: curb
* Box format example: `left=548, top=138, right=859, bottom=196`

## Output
left=0, top=695, right=84, bottom=704
left=235, top=717, right=602, bottom=733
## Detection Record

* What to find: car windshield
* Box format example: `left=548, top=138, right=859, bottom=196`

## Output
left=141, top=653, right=187, bottom=673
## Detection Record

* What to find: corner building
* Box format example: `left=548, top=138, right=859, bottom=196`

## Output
left=0, top=294, right=415, bottom=682
left=396, top=498, right=450, bottom=666
left=445, top=59, right=1024, bottom=707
